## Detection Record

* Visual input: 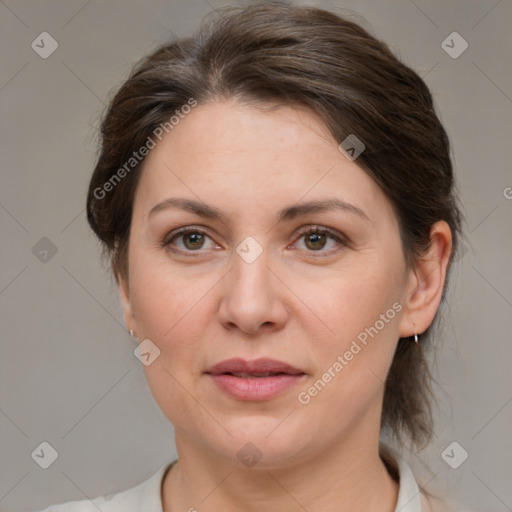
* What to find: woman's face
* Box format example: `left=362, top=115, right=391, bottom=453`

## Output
left=121, top=99, right=416, bottom=468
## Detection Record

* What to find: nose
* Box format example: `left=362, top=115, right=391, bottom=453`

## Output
left=218, top=243, right=289, bottom=335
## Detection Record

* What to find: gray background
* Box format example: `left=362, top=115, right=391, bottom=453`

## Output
left=1, top=0, right=511, bottom=510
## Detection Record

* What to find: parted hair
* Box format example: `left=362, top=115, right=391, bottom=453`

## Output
left=86, top=1, right=463, bottom=449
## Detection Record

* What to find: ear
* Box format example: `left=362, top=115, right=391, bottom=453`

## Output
left=398, top=220, right=453, bottom=338
left=118, top=272, right=136, bottom=335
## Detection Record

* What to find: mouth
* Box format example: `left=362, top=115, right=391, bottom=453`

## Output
left=205, top=358, right=306, bottom=401
left=217, top=371, right=300, bottom=378
left=206, top=357, right=305, bottom=376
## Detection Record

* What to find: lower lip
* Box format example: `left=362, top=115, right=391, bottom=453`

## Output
left=207, top=373, right=306, bottom=401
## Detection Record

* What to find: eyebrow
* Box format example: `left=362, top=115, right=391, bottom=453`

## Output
left=148, top=197, right=370, bottom=224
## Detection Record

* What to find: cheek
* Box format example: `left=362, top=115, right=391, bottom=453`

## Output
left=129, top=266, right=213, bottom=426
left=129, top=248, right=212, bottom=337
left=296, top=286, right=400, bottom=433
left=299, top=260, right=403, bottom=402
left=128, top=255, right=223, bottom=387
left=310, top=263, right=402, bottom=344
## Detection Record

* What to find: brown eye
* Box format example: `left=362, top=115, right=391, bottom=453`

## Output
left=181, top=231, right=206, bottom=250
left=304, top=232, right=328, bottom=251
left=293, top=226, right=347, bottom=255
left=163, top=228, right=214, bottom=252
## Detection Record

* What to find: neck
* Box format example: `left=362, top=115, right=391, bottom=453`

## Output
left=162, top=432, right=399, bottom=512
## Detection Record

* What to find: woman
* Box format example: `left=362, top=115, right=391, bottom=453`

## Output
left=39, top=2, right=467, bottom=511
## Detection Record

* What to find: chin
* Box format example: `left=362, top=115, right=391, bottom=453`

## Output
left=207, top=419, right=315, bottom=470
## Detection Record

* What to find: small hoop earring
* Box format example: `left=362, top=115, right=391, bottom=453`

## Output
left=414, top=333, right=419, bottom=343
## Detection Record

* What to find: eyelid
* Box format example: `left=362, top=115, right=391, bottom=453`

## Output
left=161, top=226, right=219, bottom=251
left=290, top=225, right=349, bottom=253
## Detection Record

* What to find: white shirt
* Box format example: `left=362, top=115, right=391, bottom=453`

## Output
left=36, top=444, right=465, bottom=512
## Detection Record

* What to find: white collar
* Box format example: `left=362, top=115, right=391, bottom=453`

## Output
left=48, top=444, right=427, bottom=511
left=151, top=444, right=425, bottom=511
left=380, top=442, right=424, bottom=512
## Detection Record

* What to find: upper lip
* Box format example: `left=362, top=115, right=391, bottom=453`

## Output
left=206, top=358, right=305, bottom=376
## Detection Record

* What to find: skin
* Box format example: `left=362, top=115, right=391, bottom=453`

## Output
left=119, top=99, right=452, bottom=511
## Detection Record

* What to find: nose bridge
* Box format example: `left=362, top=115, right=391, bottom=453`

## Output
left=219, top=235, right=286, bottom=333
left=231, top=235, right=273, bottom=302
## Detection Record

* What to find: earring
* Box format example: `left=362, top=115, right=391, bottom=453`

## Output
left=129, top=329, right=134, bottom=337
left=414, top=333, right=419, bottom=343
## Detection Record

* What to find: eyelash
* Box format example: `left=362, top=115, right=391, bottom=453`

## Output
left=161, top=225, right=348, bottom=257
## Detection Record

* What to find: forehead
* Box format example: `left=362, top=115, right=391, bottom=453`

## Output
left=133, top=100, right=395, bottom=226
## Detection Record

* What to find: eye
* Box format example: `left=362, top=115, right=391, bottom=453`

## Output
left=162, top=227, right=217, bottom=253
left=162, top=225, right=348, bottom=256
left=291, top=226, right=348, bottom=255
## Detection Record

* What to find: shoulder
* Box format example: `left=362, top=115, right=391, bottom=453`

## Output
left=420, top=493, right=456, bottom=512
left=35, top=461, right=176, bottom=512
left=420, top=493, right=478, bottom=512
left=379, top=442, right=474, bottom=512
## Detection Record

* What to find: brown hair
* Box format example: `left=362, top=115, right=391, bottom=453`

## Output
left=86, top=1, right=463, bottom=448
